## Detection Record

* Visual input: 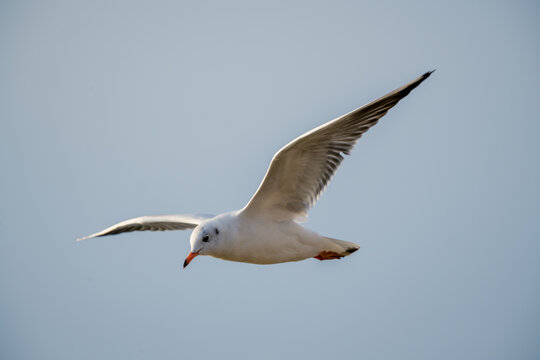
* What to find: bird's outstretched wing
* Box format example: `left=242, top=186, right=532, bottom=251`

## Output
left=76, top=214, right=213, bottom=241
left=242, top=71, right=433, bottom=221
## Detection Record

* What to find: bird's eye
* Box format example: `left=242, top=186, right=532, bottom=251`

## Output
left=202, top=235, right=210, bottom=242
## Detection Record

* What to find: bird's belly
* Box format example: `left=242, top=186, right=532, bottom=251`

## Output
left=213, top=223, right=322, bottom=264
left=211, top=245, right=316, bottom=264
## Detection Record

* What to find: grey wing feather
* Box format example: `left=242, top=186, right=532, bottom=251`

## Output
left=76, top=214, right=213, bottom=241
left=242, top=71, right=433, bottom=221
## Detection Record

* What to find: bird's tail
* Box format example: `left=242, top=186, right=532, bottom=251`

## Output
left=314, top=237, right=360, bottom=261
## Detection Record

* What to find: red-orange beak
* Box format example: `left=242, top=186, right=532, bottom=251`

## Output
left=183, top=251, right=199, bottom=269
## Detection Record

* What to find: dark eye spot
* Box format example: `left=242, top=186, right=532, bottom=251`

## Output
left=202, top=235, right=209, bottom=242
left=215, top=228, right=219, bottom=235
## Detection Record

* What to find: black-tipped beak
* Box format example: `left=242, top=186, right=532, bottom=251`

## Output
left=183, top=251, right=199, bottom=269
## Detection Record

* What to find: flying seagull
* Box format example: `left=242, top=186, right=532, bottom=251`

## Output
left=78, top=71, right=433, bottom=268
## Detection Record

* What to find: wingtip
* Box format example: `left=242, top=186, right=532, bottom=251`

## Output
left=410, top=69, right=435, bottom=87
left=76, top=234, right=95, bottom=242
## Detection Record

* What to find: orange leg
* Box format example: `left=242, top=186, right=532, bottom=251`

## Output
left=314, top=250, right=344, bottom=261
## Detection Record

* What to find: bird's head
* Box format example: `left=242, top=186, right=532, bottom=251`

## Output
left=183, top=223, right=221, bottom=268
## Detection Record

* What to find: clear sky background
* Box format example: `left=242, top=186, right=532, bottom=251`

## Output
left=1, top=1, right=539, bottom=359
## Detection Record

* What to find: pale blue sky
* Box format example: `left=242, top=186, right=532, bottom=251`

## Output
left=1, top=1, right=539, bottom=359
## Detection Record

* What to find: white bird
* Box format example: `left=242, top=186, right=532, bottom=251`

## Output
left=78, top=71, right=433, bottom=268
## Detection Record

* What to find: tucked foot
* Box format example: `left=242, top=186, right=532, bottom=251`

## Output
left=314, top=247, right=359, bottom=261
left=314, top=251, right=344, bottom=260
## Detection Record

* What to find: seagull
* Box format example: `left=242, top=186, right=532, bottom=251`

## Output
left=78, top=71, right=433, bottom=268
